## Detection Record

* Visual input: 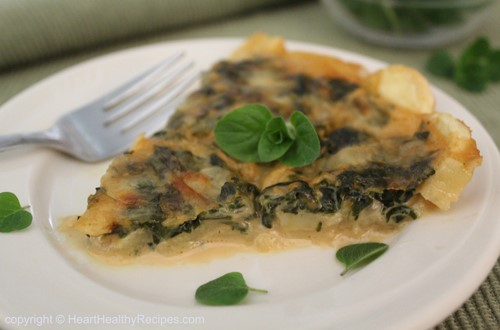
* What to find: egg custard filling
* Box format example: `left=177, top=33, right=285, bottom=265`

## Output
left=62, top=34, right=482, bottom=264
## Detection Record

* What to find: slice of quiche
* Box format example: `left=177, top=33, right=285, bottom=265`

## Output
left=68, top=33, right=482, bottom=261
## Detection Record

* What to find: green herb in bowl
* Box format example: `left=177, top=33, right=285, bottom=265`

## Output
left=321, top=0, right=495, bottom=48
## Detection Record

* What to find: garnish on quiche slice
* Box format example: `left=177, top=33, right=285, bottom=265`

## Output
left=64, top=33, right=482, bottom=263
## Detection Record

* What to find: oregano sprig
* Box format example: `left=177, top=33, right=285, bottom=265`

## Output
left=214, top=104, right=320, bottom=167
left=426, top=37, right=500, bottom=92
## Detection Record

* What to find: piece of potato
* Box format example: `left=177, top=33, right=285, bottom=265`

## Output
left=365, top=64, right=435, bottom=114
left=364, top=64, right=481, bottom=209
left=418, top=113, right=482, bottom=210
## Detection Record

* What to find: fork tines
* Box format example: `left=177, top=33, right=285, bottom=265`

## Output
left=103, top=51, right=199, bottom=132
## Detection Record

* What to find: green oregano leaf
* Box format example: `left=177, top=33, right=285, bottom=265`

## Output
left=280, top=111, right=321, bottom=167
left=214, top=104, right=273, bottom=162
left=0, top=192, right=32, bottom=233
left=455, top=60, right=489, bottom=92
left=336, top=242, right=388, bottom=276
left=214, top=104, right=320, bottom=167
left=258, top=116, right=294, bottom=162
left=488, top=50, right=500, bottom=82
left=454, top=38, right=491, bottom=92
left=460, top=37, right=491, bottom=63
left=195, top=272, right=268, bottom=306
left=426, top=50, right=455, bottom=79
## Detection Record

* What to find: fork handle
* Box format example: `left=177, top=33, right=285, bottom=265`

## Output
left=0, top=130, right=60, bottom=151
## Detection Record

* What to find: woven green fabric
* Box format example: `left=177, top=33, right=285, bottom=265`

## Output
left=0, top=0, right=299, bottom=70
left=0, top=1, right=499, bottom=329
left=437, top=261, right=500, bottom=329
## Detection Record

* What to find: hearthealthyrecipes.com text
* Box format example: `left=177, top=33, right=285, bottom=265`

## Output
left=3, top=314, right=205, bottom=327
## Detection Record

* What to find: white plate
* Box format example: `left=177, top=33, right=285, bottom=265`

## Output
left=0, top=38, right=499, bottom=330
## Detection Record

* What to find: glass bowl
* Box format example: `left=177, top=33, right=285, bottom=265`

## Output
left=321, top=0, right=496, bottom=48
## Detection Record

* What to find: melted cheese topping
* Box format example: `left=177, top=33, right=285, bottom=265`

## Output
left=62, top=35, right=481, bottom=265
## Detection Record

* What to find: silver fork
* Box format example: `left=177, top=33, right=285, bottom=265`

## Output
left=0, top=52, right=199, bottom=162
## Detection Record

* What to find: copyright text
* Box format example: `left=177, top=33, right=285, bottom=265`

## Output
left=3, top=314, right=205, bottom=327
